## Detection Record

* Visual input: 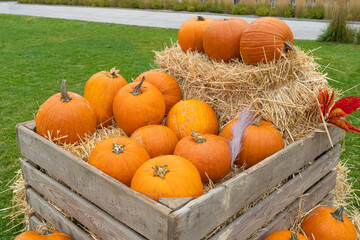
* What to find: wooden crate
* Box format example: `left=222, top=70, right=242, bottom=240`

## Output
left=16, top=120, right=343, bottom=240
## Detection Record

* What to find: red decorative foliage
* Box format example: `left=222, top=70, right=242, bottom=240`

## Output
left=318, top=89, right=334, bottom=117
left=330, top=96, right=360, bottom=115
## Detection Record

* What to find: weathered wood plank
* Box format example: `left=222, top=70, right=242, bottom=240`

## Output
left=169, top=128, right=343, bottom=240
left=248, top=174, right=337, bottom=240
left=29, top=212, right=44, bottom=231
left=159, top=197, right=194, bottom=211
left=22, top=160, right=145, bottom=240
left=209, top=145, right=340, bottom=240
left=16, top=121, right=171, bottom=240
left=26, top=188, right=93, bottom=240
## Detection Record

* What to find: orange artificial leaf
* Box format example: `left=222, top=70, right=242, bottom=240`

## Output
left=328, top=117, right=360, bottom=134
left=328, top=108, right=348, bottom=120
left=330, top=96, right=360, bottom=115
left=318, top=89, right=334, bottom=117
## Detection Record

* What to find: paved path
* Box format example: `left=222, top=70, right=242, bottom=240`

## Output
left=0, top=1, right=354, bottom=40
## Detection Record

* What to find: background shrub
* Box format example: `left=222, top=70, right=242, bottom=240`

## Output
left=232, top=3, right=250, bottom=15
left=307, top=6, right=325, bottom=19
left=255, top=5, right=270, bottom=16
left=283, top=6, right=295, bottom=18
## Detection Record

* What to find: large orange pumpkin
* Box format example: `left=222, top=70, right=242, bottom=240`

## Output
left=264, top=231, right=308, bottom=240
left=130, top=125, right=178, bottom=158
left=178, top=16, right=214, bottom=53
left=113, top=77, right=166, bottom=135
left=174, top=132, right=231, bottom=183
left=220, top=117, right=284, bottom=168
left=131, top=155, right=203, bottom=201
left=240, top=17, right=294, bottom=65
left=166, top=99, right=219, bottom=139
left=84, top=67, right=127, bottom=127
left=203, top=18, right=248, bottom=62
left=134, top=70, right=182, bottom=113
left=88, top=137, right=150, bottom=186
left=36, top=80, right=97, bottom=144
left=14, top=229, right=72, bottom=240
left=301, top=206, right=356, bottom=240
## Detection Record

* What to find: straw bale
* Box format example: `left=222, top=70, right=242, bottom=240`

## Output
left=155, top=43, right=331, bottom=144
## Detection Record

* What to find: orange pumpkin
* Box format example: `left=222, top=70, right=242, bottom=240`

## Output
left=178, top=16, right=214, bottom=53
left=240, top=17, right=294, bottom=65
left=130, top=125, right=178, bottom=158
left=131, top=155, right=203, bottom=201
left=134, top=70, right=182, bottom=113
left=88, top=137, right=150, bottom=186
left=113, top=77, right=166, bottom=135
left=36, top=80, right=97, bottom=144
left=220, top=117, right=284, bottom=168
left=14, top=229, right=72, bottom=240
left=203, top=18, right=248, bottom=62
left=301, top=206, right=356, bottom=240
left=264, top=231, right=308, bottom=240
left=84, top=67, right=127, bottom=127
left=174, top=132, right=231, bottom=183
left=166, top=99, right=219, bottom=139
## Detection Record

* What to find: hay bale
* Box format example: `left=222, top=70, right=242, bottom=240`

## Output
left=155, top=43, right=331, bottom=144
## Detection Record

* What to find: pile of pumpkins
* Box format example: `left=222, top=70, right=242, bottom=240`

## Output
left=178, top=16, right=294, bottom=65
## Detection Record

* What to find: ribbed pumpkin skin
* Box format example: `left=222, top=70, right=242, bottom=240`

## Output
left=166, top=100, right=219, bottom=139
left=134, top=70, right=182, bottom=113
left=131, top=155, right=203, bottom=201
left=130, top=125, right=178, bottom=158
left=203, top=18, right=248, bottom=62
left=113, top=81, right=166, bottom=136
left=264, top=230, right=308, bottom=240
left=240, top=17, right=294, bottom=65
left=36, top=91, right=97, bottom=145
left=14, top=229, right=72, bottom=240
left=220, top=119, right=284, bottom=167
left=301, top=206, right=356, bottom=240
left=88, top=137, right=150, bottom=186
left=84, top=69, right=127, bottom=127
left=178, top=16, right=214, bottom=53
left=174, top=133, right=231, bottom=183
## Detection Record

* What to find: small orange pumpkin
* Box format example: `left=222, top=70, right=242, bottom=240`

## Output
left=134, top=70, right=182, bottom=113
left=220, top=117, right=284, bottom=168
left=35, top=80, right=97, bottom=144
left=113, top=77, right=166, bottom=135
left=264, top=231, right=308, bottom=240
left=203, top=18, right=248, bottom=62
left=14, top=229, right=72, bottom=240
left=240, top=17, right=294, bottom=65
left=301, top=206, right=356, bottom=240
left=130, top=125, right=178, bottom=158
left=166, top=99, right=219, bottom=139
left=84, top=67, right=127, bottom=127
left=131, top=155, right=203, bottom=201
left=88, top=137, right=150, bottom=186
left=174, top=132, right=231, bottom=183
left=178, top=16, right=214, bottom=53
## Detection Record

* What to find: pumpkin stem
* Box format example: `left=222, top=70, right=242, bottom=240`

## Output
left=61, top=80, right=72, bottom=102
left=38, top=229, right=54, bottom=236
left=290, top=232, right=299, bottom=240
left=197, top=16, right=205, bottom=21
left=252, top=116, right=262, bottom=126
left=284, top=39, right=296, bottom=54
left=130, top=76, right=145, bottom=96
left=112, top=143, right=125, bottom=154
left=153, top=164, right=170, bottom=179
left=224, top=18, right=229, bottom=21
left=331, top=206, right=345, bottom=222
left=107, top=66, right=119, bottom=78
left=191, top=132, right=206, bottom=143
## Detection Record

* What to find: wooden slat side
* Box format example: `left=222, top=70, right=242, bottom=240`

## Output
left=209, top=145, right=340, bottom=240
left=26, top=188, right=93, bottom=240
left=21, top=160, right=145, bottom=240
left=159, top=197, right=194, bottom=211
left=248, top=173, right=337, bottom=240
left=169, top=128, right=343, bottom=240
left=29, top=214, right=45, bottom=231
left=16, top=122, right=171, bottom=240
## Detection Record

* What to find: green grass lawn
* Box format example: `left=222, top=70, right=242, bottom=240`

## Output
left=0, top=14, right=359, bottom=239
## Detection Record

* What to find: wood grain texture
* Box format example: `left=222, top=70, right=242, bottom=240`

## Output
left=16, top=121, right=171, bottom=240
left=26, top=187, right=93, bottom=240
left=22, top=160, right=145, bottom=240
left=29, top=212, right=44, bottom=231
left=159, top=197, right=194, bottom=211
left=248, top=173, right=337, bottom=240
left=169, top=128, right=343, bottom=240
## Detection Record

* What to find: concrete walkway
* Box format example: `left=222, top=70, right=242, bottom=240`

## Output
left=0, top=1, right=346, bottom=40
